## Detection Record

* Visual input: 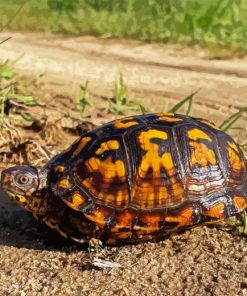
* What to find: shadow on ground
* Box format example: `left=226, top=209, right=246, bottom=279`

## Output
left=0, top=191, right=87, bottom=251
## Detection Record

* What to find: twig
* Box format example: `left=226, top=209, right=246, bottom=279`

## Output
left=0, top=37, right=12, bottom=45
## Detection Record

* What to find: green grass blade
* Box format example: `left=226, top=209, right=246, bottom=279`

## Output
left=138, top=103, right=150, bottom=115
left=168, top=90, right=198, bottom=114
left=9, top=113, right=35, bottom=122
left=10, top=94, right=39, bottom=105
left=0, top=60, right=15, bottom=79
left=0, top=56, right=23, bottom=80
left=75, top=81, right=93, bottom=115
left=219, top=107, right=247, bottom=131
left=0, top=0, right=31, bottom=32
left=229, top=127, right=245, bottom=131
left=186, top=94, right=193, bottom=115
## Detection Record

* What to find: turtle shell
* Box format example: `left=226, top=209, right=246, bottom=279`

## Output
left=49, top=113, right=247, bottom=244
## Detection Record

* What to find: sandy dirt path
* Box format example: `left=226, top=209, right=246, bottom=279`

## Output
left=0, top=31, right=246, bottom=296
left=0, top=31, right=247, bottom=123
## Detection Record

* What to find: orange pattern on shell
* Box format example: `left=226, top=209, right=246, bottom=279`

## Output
left=55, top=165, right=66, bottom=173
left=58, top=178, right=72, bottom=190
left=96, top=140, right=119, bottom=155
left=189, top=142, right=217, bottom=167
left=158, top=115, right=182, bottom=122
left=84, top=206, right=112, bottom=229
left=63, top=191, right=86, bottom=211
left=72, top=136, right=92, bottom=159
left=188, top=128, right=212, bottom=141
left=187, top=128, right=216, bottom=168
left=85, top=157, right=125, bottom=182
left=81, top=139, right=129, bottom=207
left=134, top=212, right=162, bottom=233
left=233, top=195, right=247, bottom=211
left=114, top=117, right=139, bottom=129
left=202, top=202, right=225, bottom=219
left=227, top=142, right=244, bottom=171
left=131, top=129, right=184, bottom=208
left=110, top=210, right=135, bottom=233
left=164, top=208, right=194, bottom=229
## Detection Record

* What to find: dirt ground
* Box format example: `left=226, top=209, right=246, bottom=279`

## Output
left=0, top=31, right=246, bottom=296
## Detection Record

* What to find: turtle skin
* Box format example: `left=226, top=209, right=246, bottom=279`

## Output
left=45, top=113, right=247, bottom=245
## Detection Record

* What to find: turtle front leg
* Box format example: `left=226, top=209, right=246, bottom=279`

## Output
left=33, top=212, right=90, bottom=244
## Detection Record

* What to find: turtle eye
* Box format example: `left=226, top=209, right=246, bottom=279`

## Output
left=15, top=173, right=33, bottom=187
left=18, top=175, right=29, bottom=184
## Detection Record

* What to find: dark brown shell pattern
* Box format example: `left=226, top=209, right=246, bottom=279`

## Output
left=49, top=113, right=247, bottom=244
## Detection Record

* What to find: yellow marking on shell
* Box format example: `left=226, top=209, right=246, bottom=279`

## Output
left=72, top=136, right=92, bottom=158
left=165, top=208, right=194, bottom=226
left=202, top=202, right=225, bottom=219
left=187, top=127, right=216, bottom=168
left=162, top=151, right=175, bottom=171
left=96, top=140, right=119, bottom=155
left=156, top=112, right=175, bottom=117
left=171, top=178, right=185, bottom=202
left=132, top=129, right=184, bottom=208
left=189, top=142, right=217, bottom=167
left=233, top=195, right=247, bottom=211
left=134, top=213, right=162, bottom=233
left=142, top=213, right=161, bottom=228
left=188, top=128, right=212, bottom=141
left=63, top=191, right=86, bottom=211
left=83, top=154, right=128, bottom=206
left=84, top=207, right=110, bottom=229
left=58, top=178, right=71, bottom=190
left=139, top=129, right=168, bottom=151
left=158, top=116, right=182, bottom=122
left=55, top=165, right=66, bottom=173
left=199, top=119, right=220, bottom=130
left=114, top=118, right=139, bottom=129
left=111, top=210, right=135, bottom=232
left=82, top=184, right=128, bottom=206
left=116, top=190, right=125, bottom=206
left=229, top=142, right=238, bottom=150
left=86, top=156, right=125, bottom=181
left=227, top=142, right=244, bottom=171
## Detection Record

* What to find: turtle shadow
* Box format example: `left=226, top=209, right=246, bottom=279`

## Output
left=0, top=191, right=88, bottom=252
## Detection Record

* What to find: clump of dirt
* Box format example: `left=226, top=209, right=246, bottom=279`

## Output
left=0, top=80, right=99, bottom=169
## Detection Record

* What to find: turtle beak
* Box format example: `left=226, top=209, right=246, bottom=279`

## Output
left=0, top=169, right=11, bottom=192
left=1, top=169, right=14, bottom=198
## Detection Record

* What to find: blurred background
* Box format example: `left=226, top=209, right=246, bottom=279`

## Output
left=1, top=0, right=247, bottom=48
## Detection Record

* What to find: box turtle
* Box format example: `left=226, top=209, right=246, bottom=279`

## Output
left=1, top=113, right=247, bottom=245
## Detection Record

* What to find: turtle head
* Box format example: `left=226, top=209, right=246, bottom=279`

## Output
left=1, top=166, right=49, bottom=211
